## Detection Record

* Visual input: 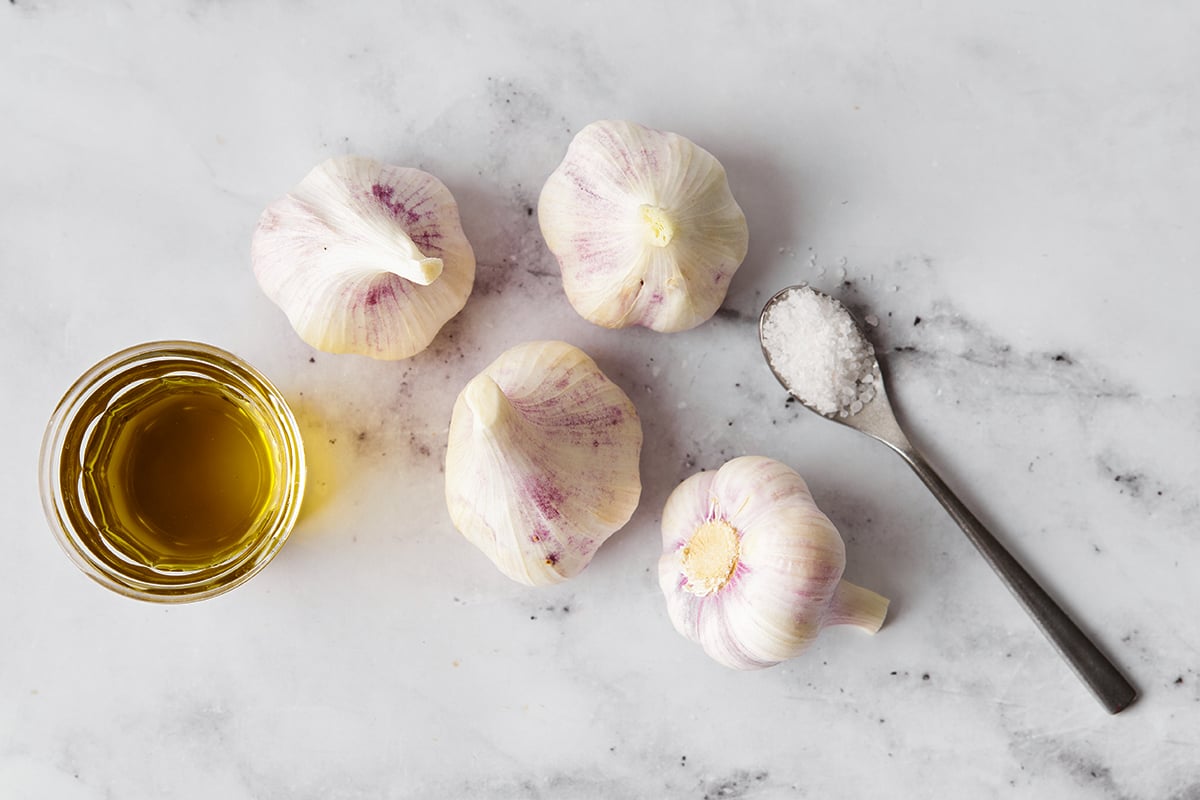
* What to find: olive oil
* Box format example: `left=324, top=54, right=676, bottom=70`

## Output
left=42, top=341, right=306, bottom=601
left=80, top=376, right=276, bottom=571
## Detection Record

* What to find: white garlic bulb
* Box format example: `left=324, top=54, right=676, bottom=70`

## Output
left=445, top=341, right=643, bottom=586
left=538, top=120, right=749, bottom=333
left=252, top=155, right=476, bottom=360
left=659, top=456, right=888, bottom=670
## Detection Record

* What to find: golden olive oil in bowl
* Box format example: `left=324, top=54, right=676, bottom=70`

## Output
left=40, top=341, right=306, bottom=602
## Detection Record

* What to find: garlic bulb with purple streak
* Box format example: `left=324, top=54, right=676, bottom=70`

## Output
left=538, top=120, right=749, bottom=333
left=445, top=341, right=643, bottom=586
left=658, top=456, right=888, bottom=670
left=252, top=155, right=475, bottom=359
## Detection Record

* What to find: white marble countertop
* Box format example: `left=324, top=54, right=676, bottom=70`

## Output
left=3, top=2, right=1198, bottom=798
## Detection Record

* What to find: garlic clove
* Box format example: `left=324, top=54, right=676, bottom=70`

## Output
left=445, top=341, right=643, bottom=586
left=538, top=120, right=749, bottom=333
left=659, top=455, right=888, bottom=670
left=252, top=155, right=475, bottom=360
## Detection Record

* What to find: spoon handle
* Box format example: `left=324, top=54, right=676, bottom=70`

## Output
left=899, top=447, right=1137, bottom=714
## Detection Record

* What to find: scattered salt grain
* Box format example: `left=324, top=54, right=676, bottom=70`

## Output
left=760, top=285, right=878, bottom=417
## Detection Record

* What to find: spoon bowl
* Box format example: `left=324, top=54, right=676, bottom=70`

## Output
left=759, top=284, right=1137, bottom=714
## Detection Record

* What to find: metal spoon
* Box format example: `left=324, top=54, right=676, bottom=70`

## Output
left=758, top=284, right=1137, bottom=714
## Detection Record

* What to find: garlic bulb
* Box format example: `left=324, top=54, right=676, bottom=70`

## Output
left=538, top=120, right=749, bottom=333
left=445, top=341, right=643, bottom=586
left=658, top=456, right=888, bottom=669
left=252, top=155, right=476, bottom=360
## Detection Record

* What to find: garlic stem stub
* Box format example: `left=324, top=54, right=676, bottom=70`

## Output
left=659, top=456, right=888, bottom=670
left=538, top=120, right=749, bottom=333
left=445, top=341, right=643, bottom=586
left=252, top=155, right=476, bottom=360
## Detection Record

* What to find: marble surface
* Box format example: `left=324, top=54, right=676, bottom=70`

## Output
left=3, top=1, right=1198, bottom=797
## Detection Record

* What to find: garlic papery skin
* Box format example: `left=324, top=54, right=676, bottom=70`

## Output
left=252, top=155, right=476, bottom=360
left=538, top=120, right=749, bottom=333
left=445, top=341, right=643, bottom=586
left=658, top=456, right=888, bottom=670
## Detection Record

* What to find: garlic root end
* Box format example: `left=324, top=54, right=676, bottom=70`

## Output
left=827, top=579, right=889, bottom=634
left=639, top=204, right=676, bottom=247
left=680, top=519, right=740, bottom=596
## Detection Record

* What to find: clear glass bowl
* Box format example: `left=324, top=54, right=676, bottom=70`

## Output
left=39, top=341, right=306, bottom=602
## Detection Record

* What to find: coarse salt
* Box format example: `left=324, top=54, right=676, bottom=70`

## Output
left=761, top=285, right=878, bottom=417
